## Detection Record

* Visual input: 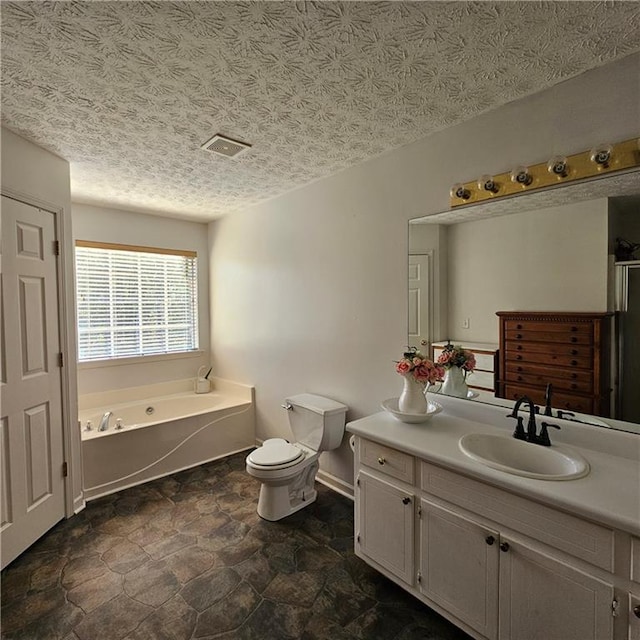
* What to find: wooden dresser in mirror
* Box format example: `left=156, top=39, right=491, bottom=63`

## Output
left=496, top=311, right=612, bottom=416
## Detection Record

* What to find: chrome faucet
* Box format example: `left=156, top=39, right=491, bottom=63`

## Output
left=507, top=396, right=560, bottom=446
left=99, top=411, right=112, bottom=431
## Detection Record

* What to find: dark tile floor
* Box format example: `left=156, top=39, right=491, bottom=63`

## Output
left=1, top=452, right=472, bottom=640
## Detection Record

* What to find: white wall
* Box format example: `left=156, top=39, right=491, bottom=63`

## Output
left=446, top=199, right=609, bottom=343
left=209, top=53, right=640, bottom=489
left=1, top=127, right=82, bottom=513
left=73, top=203, right=210, bottom=395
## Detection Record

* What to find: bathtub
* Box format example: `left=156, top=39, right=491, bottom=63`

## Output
left=80, top=378, right=255, bottom=500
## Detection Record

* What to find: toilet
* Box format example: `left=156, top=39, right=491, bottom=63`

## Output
left=245, top=393, right=348, bottom=521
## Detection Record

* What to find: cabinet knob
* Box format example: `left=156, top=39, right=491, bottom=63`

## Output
left=485, top=535, right=495, bottom=546
left=516, top=355, right=522, bottom=360
left=402, top=497, right=411, bottom=505
left=571, top=336, right=578, bottom=343
left=516, top=324, right=522, bottom=330
left=571, top=349, right=578, bottom=355
left=500, top=542, right=510, bottom=552
left=571, top=360, right=578, bottom=366
left=517, top=376, right=523, bottom=382
left=377, top=457, right=385, bottom=465
left=516, top=334, right=522, bottom=339
left=634, top=605, right=640, bottom=619
left=516, top=345, right=522, bottom=351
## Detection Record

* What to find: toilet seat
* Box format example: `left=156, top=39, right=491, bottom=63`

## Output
left=247, top=438, right=304, bottom=467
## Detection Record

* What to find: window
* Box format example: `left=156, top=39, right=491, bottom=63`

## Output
left=75, top=241, right=198, bottom=362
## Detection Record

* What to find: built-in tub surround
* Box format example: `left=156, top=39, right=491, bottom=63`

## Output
left=80, top=377, right=255, bottom=500
left=347, top=396, right=640, bottom=640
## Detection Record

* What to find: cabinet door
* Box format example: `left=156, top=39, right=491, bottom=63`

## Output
left=629, top=593, right=640, bottom=640
left=499, top=539, right=614, bottom=640
left=356, top=471, right=414, bottom=585
left=419, top=499, right=499, bottom=640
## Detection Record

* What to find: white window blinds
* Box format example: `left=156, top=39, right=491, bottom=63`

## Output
left=75, top=242, right=199, bottom=362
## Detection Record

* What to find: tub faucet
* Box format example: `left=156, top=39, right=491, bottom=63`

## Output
left=99, top=412, right=112, bottom=431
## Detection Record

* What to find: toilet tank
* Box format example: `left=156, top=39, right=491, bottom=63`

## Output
left=286, top=393, right=348, bottom=452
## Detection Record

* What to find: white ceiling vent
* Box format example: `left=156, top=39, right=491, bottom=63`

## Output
left=201, top=134, right=251, bottom=158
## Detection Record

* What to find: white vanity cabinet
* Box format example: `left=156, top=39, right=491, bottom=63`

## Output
left=353, top=435, right=628, bottom=640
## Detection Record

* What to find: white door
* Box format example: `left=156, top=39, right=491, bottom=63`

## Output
left=408, top=254, right=431, bottom=351
left=1, top=195, right=66, bottom=569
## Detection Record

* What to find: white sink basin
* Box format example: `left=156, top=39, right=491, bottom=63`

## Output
left=459, top=433, right=590, bottom=481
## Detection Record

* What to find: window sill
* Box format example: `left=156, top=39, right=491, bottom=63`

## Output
left=78, top=350, right=206, bottom=370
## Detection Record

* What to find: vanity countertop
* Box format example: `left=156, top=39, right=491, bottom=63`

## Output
left=346, top=396, right=640, bottom=535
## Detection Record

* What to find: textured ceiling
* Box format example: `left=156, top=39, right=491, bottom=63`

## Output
left=2, top=1, right=640, bottom=221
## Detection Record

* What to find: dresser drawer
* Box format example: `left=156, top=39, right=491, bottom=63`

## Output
left=507, top=341, right=592, bottom=358
left=504, top=320, right=592, bottom=335
left=504, top=370, right=593, bottom=394
left=421, top=461, right=614, bottom=571
left=505, top=349, right=592, bottom=369
left=503, top=361, right=593, bottom=385
left=359, top=438, right=414, bottom=484
left=505, top=329, right=592, bottom=345
left=503, top=384, right=594, bottom=413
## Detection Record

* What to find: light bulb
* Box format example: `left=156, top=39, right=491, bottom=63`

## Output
left=510, top=165, right=532, bottom=186
left=547, top=155, right=568, bottom=178
left=590, top=144, right=612, bottom=168
left=477, top=175, right=499, bottom=194
left=450, top=183, right=471, bottom=200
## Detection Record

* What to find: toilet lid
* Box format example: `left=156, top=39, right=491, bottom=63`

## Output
left=248, top=438, right=304, bottom=466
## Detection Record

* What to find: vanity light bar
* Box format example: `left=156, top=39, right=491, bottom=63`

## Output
left=450, top=137, right=640, bottom=208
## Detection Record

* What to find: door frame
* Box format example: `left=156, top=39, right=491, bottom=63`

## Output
left=2, top=187, right=82, bottom=519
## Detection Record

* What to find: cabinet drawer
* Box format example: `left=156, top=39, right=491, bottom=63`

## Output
left=502, top=384, right=594, bottom=414
left=474, top=353, right=495, bottom=372
left=359, top=438, right=414, bottom=484
left=466, top=370, right=495, bottom=390
left=503, top=361, right=593, bottom=385
left=504, top=320, right=592, bottom=335
left=505, top=329, right=592, bottom=345
left=421, top=461, right=614, bottom=571
left=505, top=349, right=592, bottom=369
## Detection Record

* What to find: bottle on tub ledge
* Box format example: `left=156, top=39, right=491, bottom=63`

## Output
left=195, top=366, right=212, bottom=394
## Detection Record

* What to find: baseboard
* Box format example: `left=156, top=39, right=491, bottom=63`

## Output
left=316, top=469, right=354, bottom=501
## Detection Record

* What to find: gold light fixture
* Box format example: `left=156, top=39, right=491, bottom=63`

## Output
left=450, top=137, right=640, bottom=208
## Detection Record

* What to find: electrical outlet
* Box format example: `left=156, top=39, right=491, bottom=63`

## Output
left=463, top=318, right=470, bottom=329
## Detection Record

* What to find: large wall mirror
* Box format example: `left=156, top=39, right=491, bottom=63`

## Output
left=408, top=170, right=640, bottom=434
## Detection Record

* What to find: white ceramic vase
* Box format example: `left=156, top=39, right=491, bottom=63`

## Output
left=398, top=374, right=428, bottom=414
left=442, top=366, right=469, bottom=398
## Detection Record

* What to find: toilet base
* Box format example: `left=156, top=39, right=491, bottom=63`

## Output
left=255, top=460, right=320, bottom=521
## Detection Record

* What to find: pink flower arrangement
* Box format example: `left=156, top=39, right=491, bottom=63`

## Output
left=395, top=347, right=444, bottom=385
left=436, top=343, right=476, bottom=372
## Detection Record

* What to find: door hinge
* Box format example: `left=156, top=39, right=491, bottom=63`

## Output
left=57, top=352, right=64, bottom=367
left=417, top=506, right=422, bottom=517
left=417, top=571, right=422, bottom=584
left=62, top=461, right=68, bottom=477
left=53, top=240, right=60, bottom=256
left=356, top=533, right=360, bottom=543
left=611, top=597, right=619, bottom=617
left=356, top=476, right=360, bottom=487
